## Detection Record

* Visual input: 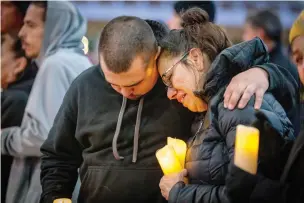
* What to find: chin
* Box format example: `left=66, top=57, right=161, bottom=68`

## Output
left=184, top=102, right=207, bottom=113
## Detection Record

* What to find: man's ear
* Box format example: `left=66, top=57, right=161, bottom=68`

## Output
left=154, top=46, right=161, bottom=60
left=189, top=48, right=204, bottom=71
left=13, top=57, right=27, bottom=75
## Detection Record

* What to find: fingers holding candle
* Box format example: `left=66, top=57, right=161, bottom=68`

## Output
left=159, top=169, right=188, bottom=200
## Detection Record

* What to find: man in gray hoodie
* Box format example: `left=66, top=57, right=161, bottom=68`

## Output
left=1, top=1, right=92, bottom=203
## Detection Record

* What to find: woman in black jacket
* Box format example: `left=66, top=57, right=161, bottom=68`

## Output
left=157, top=8, right=295, bottom=203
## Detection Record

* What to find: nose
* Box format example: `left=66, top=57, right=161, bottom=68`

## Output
left=18, top=26, right=25, bottom=39
left=167, top=87, right=177, bottom=100
left=120, top=87, right=133, bottom=98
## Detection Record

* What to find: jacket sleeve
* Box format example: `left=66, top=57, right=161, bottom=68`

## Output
left=226, top=165, right=283, bottom=203
left=169, top=100, right=261, bottom=203
left=168, top=181, right=230, bottom=203
left=40, top=80, right=83, bottom=203
left=1, top=59, right=71, bottom=157
left=255, top=63, right=300, bottom=134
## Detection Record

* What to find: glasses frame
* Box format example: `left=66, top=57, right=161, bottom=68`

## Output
left=161, top=52, right=189, bottom=87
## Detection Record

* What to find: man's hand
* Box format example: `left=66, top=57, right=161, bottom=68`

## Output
left=159, top=169, right=187, bottom=200
left=224, top=68, right=269, bottom=110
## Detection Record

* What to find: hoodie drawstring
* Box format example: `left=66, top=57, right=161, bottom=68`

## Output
left=132, top=97, right=144, bottom=163
left=112, top=97, right=144, bottom=163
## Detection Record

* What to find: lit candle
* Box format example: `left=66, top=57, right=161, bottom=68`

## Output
left=53, top=199, right=72, bottom=203
left=156, top=145, right=183, bottom=175
left=167, top=137, right=187, bottom=168
left=234, top=125, right=259, bottom=175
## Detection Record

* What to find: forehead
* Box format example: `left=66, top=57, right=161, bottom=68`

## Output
left=158, top=54, right=181, bottom=74
left=24, top=4, right=45, bottom=23
left=101, top=54, right=150, bottom=86
left=292, top=36, right=304, bottom=54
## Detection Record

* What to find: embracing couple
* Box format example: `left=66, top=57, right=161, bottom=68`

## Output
left=39, top=8, right=299, bottom=203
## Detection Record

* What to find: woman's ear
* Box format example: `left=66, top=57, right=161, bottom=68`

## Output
left=13, top=57, right=27, bottom=75
left=155, top=46, right=161, bottom=60
left=188, top=48, right=204, bottom=71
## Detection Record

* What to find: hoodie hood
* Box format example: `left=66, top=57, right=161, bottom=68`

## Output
left=36, top=0, right=87, bottom=66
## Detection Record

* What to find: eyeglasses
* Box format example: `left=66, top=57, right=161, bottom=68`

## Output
left=161, top=52, right=189, bottom=87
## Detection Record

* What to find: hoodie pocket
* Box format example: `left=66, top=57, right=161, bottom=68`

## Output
left=78, top=166, right=165, bottom=203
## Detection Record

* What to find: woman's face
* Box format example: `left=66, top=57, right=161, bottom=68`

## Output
left=291, top=36, right=304, bottom=85
left=158, top=49, right=208, bottom=112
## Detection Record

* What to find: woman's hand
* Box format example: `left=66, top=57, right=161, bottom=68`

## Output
left=159, top=169, right=187, bottom=200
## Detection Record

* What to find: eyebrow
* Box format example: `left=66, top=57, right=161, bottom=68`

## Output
left=108, top=78, right=144, bottom=87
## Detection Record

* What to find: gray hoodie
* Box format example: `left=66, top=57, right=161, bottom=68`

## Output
left=1, top=1, right=92, bottom=202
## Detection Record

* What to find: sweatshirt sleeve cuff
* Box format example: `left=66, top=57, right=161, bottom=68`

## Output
left=254, top=64, right=276, bottom=91
left=168, top=181, right=184, bottom=203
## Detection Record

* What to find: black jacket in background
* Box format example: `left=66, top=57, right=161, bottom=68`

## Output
left=1, top=61, right=37, bottom=203
left=226, top=130, right=304, bottom=203
left=168, top=38, right=295, bottom=203
left=269, top=44, right=301, bottom=136
left=40, top=65, right=194, bottom=203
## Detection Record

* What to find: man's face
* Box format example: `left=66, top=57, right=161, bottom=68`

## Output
left=100, top=51, right=160, bottom=100
left=243, top=22, right=261, bottom=42
left=1, top=1, right=24, bottom=33
left=167, top=11, right=182, bottom=30
left=291, top=36, right=304, bottom=85
left=18, top=4, right=45, bottom=58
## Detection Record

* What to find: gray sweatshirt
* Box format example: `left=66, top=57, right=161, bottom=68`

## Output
left=1, top=1, right=92, bottom=202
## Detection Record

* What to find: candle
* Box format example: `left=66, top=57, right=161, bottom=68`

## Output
left=53, top=199, right=72, bottom=203
left=167, top=137, right=187, bottom=168
left=156, top=145, right=183, bottom=175
left=234, top=125, right=259, bottom=175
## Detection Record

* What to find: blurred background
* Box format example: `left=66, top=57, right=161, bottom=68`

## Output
left=73, top=1, right=304, bottom=64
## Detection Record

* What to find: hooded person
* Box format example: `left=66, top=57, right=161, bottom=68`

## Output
left=1, top=1, right=92, bottom=203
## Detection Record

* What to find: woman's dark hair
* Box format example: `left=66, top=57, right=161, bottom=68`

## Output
left=145, top=19, right=169, bottom=45
left=159, top=7, right=231, bottom=64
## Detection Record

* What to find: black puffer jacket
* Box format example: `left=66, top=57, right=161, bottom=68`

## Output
left=168, top=38, right=295, bottom=203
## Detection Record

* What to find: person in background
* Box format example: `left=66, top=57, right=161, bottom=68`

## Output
left=227, top=10, right=304, bottom=203
left=1, top=1, right=92, bottom=203
left=243, top=9, right=300, bottom=136
left=1, top=34, right=35, bottom=203
left=1, top=2, right=36, bottom=202
left=167, top=1, right=216, bottom=29
left=157, top=8, right=294, bottom=203
left=1, top=1, right=31, bottom=37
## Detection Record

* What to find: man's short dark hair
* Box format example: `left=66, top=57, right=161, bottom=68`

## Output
left=11, top=1, right=31, bottom=17
left=31, top=1, right=47, bottom=21
left=246, top=9, right=282, bottom=43
left=174, top=1, right=216, bottom=22
left=99, top=16, right=157, bottom=73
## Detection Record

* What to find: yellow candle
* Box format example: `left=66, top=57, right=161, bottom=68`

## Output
left=53, top=199, right=72, bottom=203
left=167, top=137, right=187, bottom=168
left=234, top=125, right=259, bottom=175
left=156, top=145, right=183, bottom=175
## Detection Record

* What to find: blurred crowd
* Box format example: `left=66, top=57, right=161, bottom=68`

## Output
left=1, top=1, right=303, bottom=203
